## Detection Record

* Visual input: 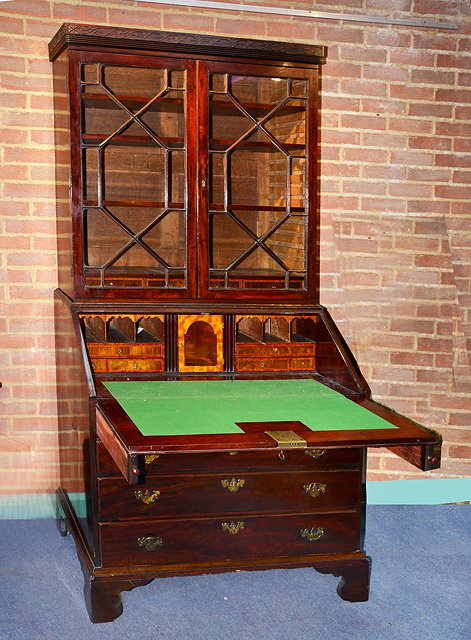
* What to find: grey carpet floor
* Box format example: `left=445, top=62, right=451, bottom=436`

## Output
left=0, top=505, right=469, bottom=640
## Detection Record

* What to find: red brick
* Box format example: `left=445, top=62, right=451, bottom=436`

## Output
left=0, top=36, right=46, bottom=57
left=341, top=114, right=385, bottom=130
left=323, top=96, right=360, bottom=111
left=3, top=182, right=55, bottom=199
left=390, top=85, right=434, bottom=101
left=366, top=29, right=411, bottom=48
left=409, top=136, right=452, bottom=151
left=361, top=98, right=406, bottom=115
left=341, top=79, right=387, bottom=97
left=391, top=352, right=434, bottom=367
left=325, top=62, right=361, bottom=78
left=344, top=148, right=388, bottom=163
left=362, top=197, right=406, bottom=213
left=362, top=65, right=408, bottom=83
left=340, top=45, right=386, bottom=63
left=52, top=2, right=106, bottom=21
left=362, top=133, right=407, bottom=148
left=317, top=25, right=364, bottom=44
left=413, top=33, right=458, bottom=52
left=454, top=105, right=471, bottom=121
left=457, top=72, right=471, bottom=86
left=163, top=12, right=215, bottom=32
left=0, top=56, right=26, bottom=73
left=436, top=154, right=470, bottom=168
left=437, top=53, right=471, bottom=70
left=453, top=171, right=471, bottom=184
left=436, top=88, right=471, bottom=103
left=408, top=103, right=453, bottom=118
left=219, top=18, right=266, bottom=38
left=389, top=50, right=435, bottom=67
left=363, top=165, right=407, bottom=180
left=0, top=0, right=50, bottom=17
left=453, top=139, right=471, bottom=153
left=407, top=168, right=451, bottom=182
left=264, top=20, right=314, bottom=41
left=343, top=180, right=386, bottom=195
left=411, top=69, right=455, bottom=85
left=107, top=8, right=163, bottom=29
left=435, top=185, right=471, bottom=200
left=390, top=151, right=433, bottom=166
left=389, top=118, right=433, bottom=134
left=436, top=122, right=471, bottom=137
left=390, top=182, right=432, bottom=198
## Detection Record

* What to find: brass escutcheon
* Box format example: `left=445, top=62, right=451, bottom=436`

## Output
left=221, top=521, right=245, bottom=535
left=137, top=535, right=164, bottom=551
left=303, top=482, right=327, bottom=498
left=221, top=478, right=245, bottom=493
left=300, top=526, right=325, bottom=542
left=145, top=454, right=160, bottom=465
left=134, top=489, right=161, bottom=504
left=305, top=449, right=326, bottom=459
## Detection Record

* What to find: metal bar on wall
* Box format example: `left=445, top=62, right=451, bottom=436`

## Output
left=134, top=0, right=459, bottom=30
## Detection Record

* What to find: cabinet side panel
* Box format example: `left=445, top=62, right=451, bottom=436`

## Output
left=52, top=53, right=74, bottom=297
left=54, top=293, right=96, bottom=557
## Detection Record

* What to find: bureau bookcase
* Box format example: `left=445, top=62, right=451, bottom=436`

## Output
left=50, top=24, right=441, bottom=623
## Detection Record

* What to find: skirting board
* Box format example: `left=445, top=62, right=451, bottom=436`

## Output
left=0, top=479, right=470, bottom=519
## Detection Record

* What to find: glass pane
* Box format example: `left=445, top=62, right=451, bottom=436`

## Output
left=80, top=62, right=188, bottom=290
left=208, top=70, right=309, bottom=292
left=103, top=66, right=167, bottom=108
left=265, top=217, right=306, bottom=271
left=142, top=210, right=186, bottom=268
left=229, top=145, right=287, bottom=207
left=264, top=99, right=306, bottom=149
left=84, top=208, right=130, bottom=266
left=141, top=90, right=185, bottom=148
left=211, top=213, right=253, bottom=269
left=83, top=148, right=98, bottom=201
left=103, top=142, right=166, bottom=201
left=82, top=84, right=129, bottom=138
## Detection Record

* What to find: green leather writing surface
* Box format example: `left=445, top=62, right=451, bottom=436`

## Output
left=103, top=379, right=398, bottom=437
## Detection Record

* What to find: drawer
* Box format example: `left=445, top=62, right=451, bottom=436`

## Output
left=88, top=344, right=163, bottom=357
left=97, top=469, right=360, bottom=519
left=96, top=442, right=362, bottom=475
left=91, top=358, right=107, bottom=372
left=290, top=357, right=315, bottom=370
left=106, top=358, right=165, bottom=373
left=236, top=343, right=315, bottom=357
left=236, top=357, right=290, bottom=371
left=99, top=511, right=361, bottom=567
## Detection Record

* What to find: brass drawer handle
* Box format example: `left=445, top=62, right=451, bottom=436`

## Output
left=134, top=489, right=161, bottom=504
left=303, top=482, right=326, bottom=498
left=137, top=535, right=163, bottom=551
left=221, top=521, right=245, bottom=535
left=221, top=478, right=245, bottom=492
left=305, top=449, right=326, bottom=459
left=273, top=347, right=279, bottom=354
left=300, top=526, right=325, bottom=542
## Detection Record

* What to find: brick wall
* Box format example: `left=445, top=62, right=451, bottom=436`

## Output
left=0, top=0, right=470, bottom=497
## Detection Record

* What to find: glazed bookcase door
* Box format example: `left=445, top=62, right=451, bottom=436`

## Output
left=71, top=50, right=197, bottom=299
left=197, top=61, right=319, bottom=301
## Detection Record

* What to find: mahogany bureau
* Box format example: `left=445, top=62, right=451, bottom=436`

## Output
left=49, top=24, right=441, bottom=623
